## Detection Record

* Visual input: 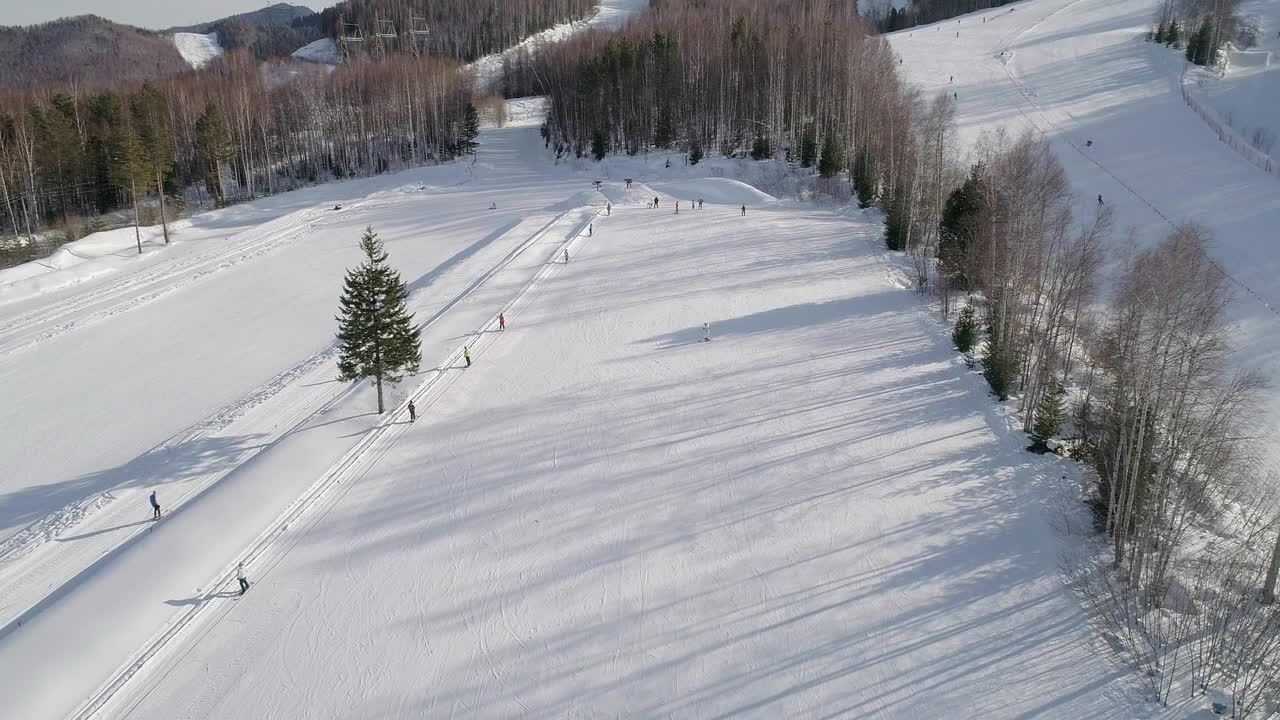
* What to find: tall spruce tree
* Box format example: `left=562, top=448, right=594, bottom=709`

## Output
left=952, top=305, right=979, bottom=353
left=688, top=136, right=704, bottom=165
left=132, top=83, right=174, bottom=244
left=818, top=133, right=844, bottom=178
left=336, top=227, right=423, bottom=414
left=852, top=148, right=876, bottom=208
left=938, top=166, right=984, bottom=288
left=194, top=103, right=232, bottom=207
left=1029, top=382, right=1065, bottom=453
left=460, top=103, right=480, bottom=155
left=1166, top=20, right=1180, bottom=47
left=799, top=125, right=817, bottom=168
left=1185, top=23, right=1202, bottom=62
left=883, top=188, right=909, bottom=251
left=591, top=125, right=610, bottom=161
left=111, top=118, right=149, bottom=254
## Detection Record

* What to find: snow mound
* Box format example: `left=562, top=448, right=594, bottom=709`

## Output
left=173, top=32, right=224, bottom=70
left=292, top=38, right=340, bottom=65
left=648, top=178, right=777, bottom=206
left=1228, top=48, right=1271, bottom=71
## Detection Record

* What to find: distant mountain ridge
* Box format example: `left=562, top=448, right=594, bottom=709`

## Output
left=0, top=15, right=186, bottom=91
left=168, top=3, right=317, bottom=34
left=0, top=4, right=324, bottom=91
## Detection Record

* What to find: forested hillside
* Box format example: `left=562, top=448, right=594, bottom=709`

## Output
left=169, top=3, right=316, bottom=33
left=319, top=0, right=596, bottom=61
left=171, top=4, right=325, bottom=60
left=0, top=16, right=187, bottom=92
left=0, top=51, right=470, bottom=261
left=520, top=0, right=942, bottom=238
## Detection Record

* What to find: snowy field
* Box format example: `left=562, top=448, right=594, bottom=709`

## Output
left=173, top=32, right=224, bottom=70
left=1, top=96, right=1145, bottom=719
left=98, top=150, right=1132, bottom=720
left=1182, top=0, right=1280, bottom=174
left=8, top=0, right=1276, bottom=714
left=889, top=0, right=1280, bottom=462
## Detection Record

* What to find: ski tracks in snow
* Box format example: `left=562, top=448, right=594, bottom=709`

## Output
left=82, top=202, right=607, bottom=720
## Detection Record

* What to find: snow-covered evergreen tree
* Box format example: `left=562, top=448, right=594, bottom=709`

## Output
left=460, top=103, right=480, bottom=155
left=336, top=227, right=422, bottom=414
left=952, top=305, right=979, bottom=353
left=818, top=134, right=844, bottom=178
left=1029, top=382, right=1064, bottom=453
left=799, top=125, right=817, bottom=169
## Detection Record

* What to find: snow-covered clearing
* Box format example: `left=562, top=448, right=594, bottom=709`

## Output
left=1180, top=0, right=1280, bottom=176
left=290, top=37, right=340, bottom=65
left=889, top=0, right=1280, bottom=462
left=95, top=149, right=1136, bottom=720
left=0, top=88, right=1150, bottom=717
left=173, top=32, right=224, bottom=70
left=466, top=0, right=648, bottom=91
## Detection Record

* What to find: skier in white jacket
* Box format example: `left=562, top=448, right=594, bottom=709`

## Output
left=237, top=561, right=250, bottom=595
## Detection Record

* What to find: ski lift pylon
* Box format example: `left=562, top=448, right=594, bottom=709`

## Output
left=375, top=18, right=397, bottom=38
left=410, top=15, right=430, bottom=36
left=339, top=21, right=364, bottom=42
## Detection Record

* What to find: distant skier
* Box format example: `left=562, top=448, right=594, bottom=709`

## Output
left=489, top=202, right=497, bottom=210
left=237, top=561, right=250, bottom=595
left=950, top=75, right=953, bottom=83
left=1097, top=194, right=1104, bottom=206
left=564, top=248, right=569, bottom=264
left=589, top=223, right=593, bottom=237
left=741, top=204, right=747, bottom=216
left=1086, top=139, right=1093, bottom=147
left=625, top=178, right=633, bottom=189
left=464, top=346, right=472, bottom=367
left=150, top=490, right=161, bottom=520
left=703, top=322, right=711, bottom=342
left=654, top=197, right=660, bottom=208
left=408, top=400, right=416, bottom=422
left=698, top=198, right=704, bottom=210
left=676, top=201, right=680, bottom=214
left=606, top=202, right=611, bottom=216
left=499, top=312, right=506, bottom=331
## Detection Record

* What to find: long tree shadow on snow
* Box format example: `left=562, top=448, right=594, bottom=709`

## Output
left=635, top=292, right=903, bottom=350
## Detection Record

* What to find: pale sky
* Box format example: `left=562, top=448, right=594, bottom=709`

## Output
left=2, top=0, right=328, bottom=31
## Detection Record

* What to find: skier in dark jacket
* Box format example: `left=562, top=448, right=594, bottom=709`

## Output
left=150, top=490, right=161, bottom=520
left=408, top=400, right=416, bottom=422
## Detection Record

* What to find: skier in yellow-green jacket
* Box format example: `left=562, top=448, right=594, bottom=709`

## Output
left=464, top=346, right=472, bottom=367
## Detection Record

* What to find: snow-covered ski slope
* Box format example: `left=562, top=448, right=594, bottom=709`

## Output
left=0, top=92, right=1148, bottom=716
left=173, top=32, right=224, bottom=70
left=98, top=164, right=1132, bottom=719
left=466, top=0, right=647, bottom=90
left=890, top=0, right=1280, bottom=448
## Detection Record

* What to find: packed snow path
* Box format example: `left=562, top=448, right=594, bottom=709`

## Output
left=890, top=0, right=1280, bottom=435
left=100, top=196, right=1134, bottom=717
left=0, top=100, right=601, bottom=719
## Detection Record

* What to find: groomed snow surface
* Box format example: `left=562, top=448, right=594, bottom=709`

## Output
left=890, top=0, right=1280, bottom=464
left=173, top=32, right=224, bottom=70
left=291, top=38, right=340, bottom=65
left=0, top=96, right=1146, bottom=718
left=13, top=0, right=1280, bottom=711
